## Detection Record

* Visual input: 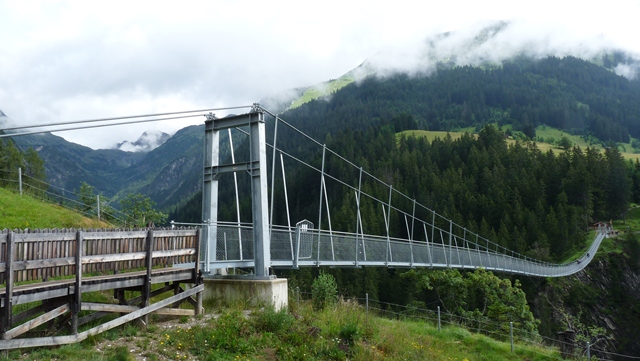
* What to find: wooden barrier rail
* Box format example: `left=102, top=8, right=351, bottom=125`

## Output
left=0, top=228, right=203, bottom=350
left=0, top=228, right=198, bottom=283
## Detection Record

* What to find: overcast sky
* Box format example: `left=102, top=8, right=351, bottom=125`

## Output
left=1, top=0, right=639, bottom=150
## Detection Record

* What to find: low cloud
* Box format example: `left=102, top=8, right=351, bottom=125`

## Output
left=363, top=20, right=640, bottom=80
left=115, top=130, right=171, bottom=153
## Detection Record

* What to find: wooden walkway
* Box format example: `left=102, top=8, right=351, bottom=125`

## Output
left=0, top=228, right=203, bottom=350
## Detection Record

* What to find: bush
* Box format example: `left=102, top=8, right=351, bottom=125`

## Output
left=311, top=272, right=338, bottom=310
left=252, top=307, right=294, bottom=334
left=339, top=322, right=361, bottom=345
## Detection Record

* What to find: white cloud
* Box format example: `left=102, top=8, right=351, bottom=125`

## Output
left=1, top=0, right=639, bottom=149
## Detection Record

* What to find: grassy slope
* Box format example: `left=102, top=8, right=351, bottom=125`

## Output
left=399, top=126, right=640, bottom=160
left=0, top=187, right=108, bottom=229
left=4, top=300, right=562, bottom=361
left=289, top=75, right=356, bottom=110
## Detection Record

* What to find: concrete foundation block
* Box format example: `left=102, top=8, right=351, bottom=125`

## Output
left=203, top=277, right=288, bottom=311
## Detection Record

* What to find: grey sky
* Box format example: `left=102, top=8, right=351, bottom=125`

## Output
left=1, top=0, right=639, bottom=149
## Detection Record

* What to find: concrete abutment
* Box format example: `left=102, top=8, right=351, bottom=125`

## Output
left=202, top=277, right=288, bottom=311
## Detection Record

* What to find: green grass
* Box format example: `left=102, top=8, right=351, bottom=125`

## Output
left=0, top=187, right=108, bottom=229
left=399, top=130, right=472, bottom=142
left=398, top=125, right=640, bottom=160
left=289, top=76, right=355, bottom=109
left=618, top=206, right=640, bottom=233
left=398, top=129, right=557, bottom=153
left=5, top=299, right=563, bottom=361
left=536, top=125, right=640, bottom=160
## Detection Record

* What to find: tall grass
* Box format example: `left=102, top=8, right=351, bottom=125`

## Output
left=4, top=298, right=565, bottom=361
left=0, top=187, right=108, bottom=229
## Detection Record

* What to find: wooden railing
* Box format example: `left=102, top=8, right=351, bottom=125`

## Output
left=0, top=228, right=199, bottom=284
left=0, top=228, right=203, bottom=350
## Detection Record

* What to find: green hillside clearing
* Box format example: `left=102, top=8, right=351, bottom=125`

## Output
left=0, top=187, right=108, bottom=230
left=289, top=75, right=356, bottom=110
left=399, top=127, right=640, bottom=160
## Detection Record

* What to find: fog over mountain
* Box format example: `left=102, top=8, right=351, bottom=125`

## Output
left=115, top=130, right=171, bottom=153
left=0, top=110, right=10, bottom=130
left=356, top=21, right=640, bottom=80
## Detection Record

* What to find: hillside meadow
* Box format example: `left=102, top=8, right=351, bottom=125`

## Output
left=0, top=187, right=109, bottom=230
left=399, top=126, right=640, bottom=160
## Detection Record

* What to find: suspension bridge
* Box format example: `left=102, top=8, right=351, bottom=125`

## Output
left=0, top=103, right=613, bottom=350
left=193, top=104, right=610, bottom=279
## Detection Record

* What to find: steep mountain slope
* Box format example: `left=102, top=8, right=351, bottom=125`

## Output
left=110, top=124, right=205, bottom=207
left=11, top=123, right=233, bottom=210
left=13, top=132, right=145, bottom=194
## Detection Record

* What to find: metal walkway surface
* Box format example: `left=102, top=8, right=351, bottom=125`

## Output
left=203, top=222, right=609, bottom=278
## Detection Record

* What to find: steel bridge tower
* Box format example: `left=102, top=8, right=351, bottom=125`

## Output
left=201, top=104, right=271, bottom=278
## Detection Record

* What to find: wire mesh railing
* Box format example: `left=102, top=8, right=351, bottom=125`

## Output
left=196, top=221, right=609, bottom=277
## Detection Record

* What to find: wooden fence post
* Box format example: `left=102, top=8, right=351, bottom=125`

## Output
left=194, top=228, right=203, bottom=316
left=72, top=231, right=83, bottom=335
left=1, top=232, right=15, bottom=340
left=142, top=229, right=154, bottom=327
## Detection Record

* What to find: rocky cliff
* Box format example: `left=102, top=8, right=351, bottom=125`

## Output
left=532, top=234, right=640, bottom=359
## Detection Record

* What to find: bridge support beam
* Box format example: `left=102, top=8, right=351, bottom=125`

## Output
left=202, top=105, right=271, bottom=278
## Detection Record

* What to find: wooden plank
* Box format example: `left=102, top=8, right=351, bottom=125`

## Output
left=10, top=257, right=76, bottom=271
left=153, top=230, right=197, bottom=238
left=13, top=233, right=76, bottom=242
left=142, top=230, right=153, bottom=326
left=0, top=284, right=203, bottom=350
left=194, top=228, right=202, bottom=316
left=1, top=232, right=15, bottom=339
left=77, top=311, right=110, bottom=327
left=72, top=231, right=82, bottom=334
left=80, top=249, right=195, bottom=265
left=12, top=288, right=71, bottom=306
left=148, top=272, right=194, bottom=285
left=36, top=239, right=42, bottom=281
left=122, top=284, right=175, bottom=306
left=83, top=231, right=147, bottom=240
left=4, top=303, right=70, bottom=340
left=81, top=303, right=195, bottom=316
left=81, top=252, right=146, bottom=264
left=12, top=297, right=69, bottom=325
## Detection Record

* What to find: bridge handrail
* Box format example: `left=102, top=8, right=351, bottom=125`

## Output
left=204, top=221, right=610, bottom=277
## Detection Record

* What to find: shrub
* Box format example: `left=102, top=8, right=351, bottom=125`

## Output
left=252, top=307, right=294, bottom=334
left=311, top=272, right=338, bottom=310
left=339, top=322, right=361, bottom=345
